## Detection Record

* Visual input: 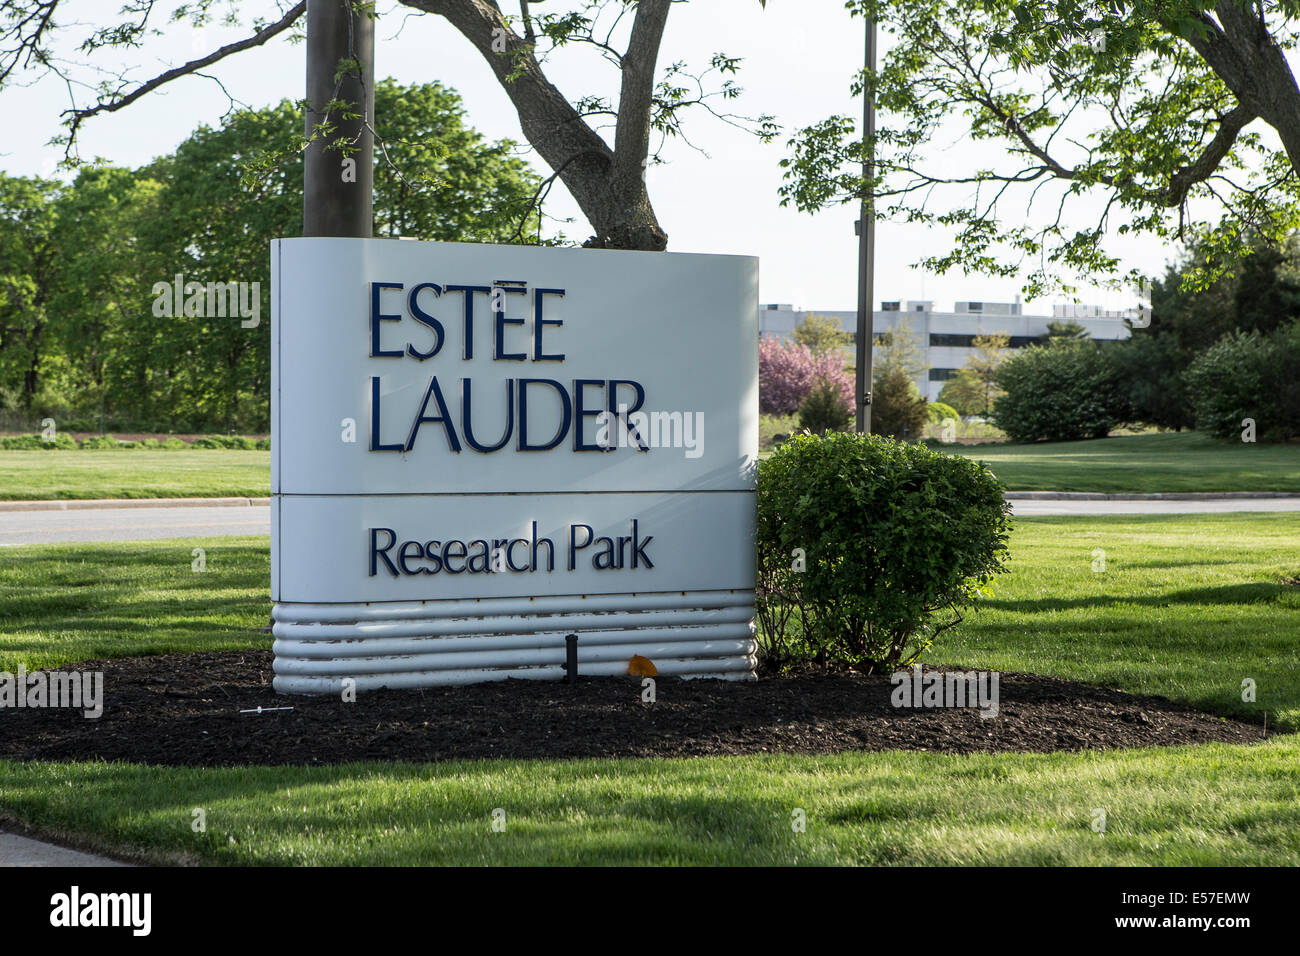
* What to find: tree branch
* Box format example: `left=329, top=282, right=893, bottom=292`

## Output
left=613, top=0, right=670, bottom=186
left=60, top=2, right=306, bottom=155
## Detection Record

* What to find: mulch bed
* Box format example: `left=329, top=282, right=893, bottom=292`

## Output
left=0, top=650, right=1263, bottom=767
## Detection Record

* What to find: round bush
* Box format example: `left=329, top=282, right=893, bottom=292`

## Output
left=927, top=401, right=960, bottom=424
left=756, top=432, right=1011, bottom=673
left=160, top=437, right=188, bottom=449
left=991, top=342, right=1128, bottom=442
left=1184, top=325, right=1300, bottom=441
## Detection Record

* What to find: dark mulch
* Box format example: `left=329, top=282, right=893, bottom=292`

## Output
left=0, top=650, right=1263, bottom=767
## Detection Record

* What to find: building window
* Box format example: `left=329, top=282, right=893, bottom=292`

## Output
left=881, top=301, right=900, bottom=311
left=930, top=333, right=1042, bottom=348
left=929, top=368, right=959, bottom=381
left=930, top=333, right=975, bottom=347
left=967, top=301, right=983, bottom=312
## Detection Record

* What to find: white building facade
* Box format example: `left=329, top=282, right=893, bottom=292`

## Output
left=759, top=299, right=1135, bottom=401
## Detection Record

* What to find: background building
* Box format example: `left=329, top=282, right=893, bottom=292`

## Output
left=759, top=300, right=1136, bottom=401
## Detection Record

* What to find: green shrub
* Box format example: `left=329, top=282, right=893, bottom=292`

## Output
left=1, top=432, right=76, bottom=450
left=191, top=434, right=257, bottom=449
left=78, top=434, right=122, bottom=449
left=926, top=401, right=960, bottom=424
left=870, top=366, right=929, bottom=440
left=1184, top=325, right=1300, bottom=442
left=1109, top=334, right=1195, bottom=431
left=796, top=378, right=853, bottom=435
left=139, top=438, right=161, bottom=449
left=2, top=434, right=42, bottom=450
left=161, top=437, right=188, bottom=449
left=756, top=432, right=1011, bottom=673
left=254, top=437, right=271, bottom=451
left=991, top=342, right=1128, bottom=442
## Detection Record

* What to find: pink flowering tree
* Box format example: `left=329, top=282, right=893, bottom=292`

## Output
left=759, top=336, right=854, bottom=417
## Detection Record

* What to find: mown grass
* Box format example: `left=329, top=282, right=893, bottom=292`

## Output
left=944, top=430, right=1300, bottom=493
left=1, top=514, right=1296, bottom=865
left=932, top=513, right=1300, bottom=730
left=3, top=431, right=1298, bottom=500
left=0, top=536, right=270, bottom=671
left=2, top=739, right=1297, bottom=865
left=0, top=449, right=269, bottom=500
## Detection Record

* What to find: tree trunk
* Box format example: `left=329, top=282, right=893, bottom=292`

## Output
left=1185, top=3, right=1300, bottom=175
left=403, top=0, right=670, bottom=251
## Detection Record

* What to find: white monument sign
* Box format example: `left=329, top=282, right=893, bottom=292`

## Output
left=271, top=238, right=758, bottom=692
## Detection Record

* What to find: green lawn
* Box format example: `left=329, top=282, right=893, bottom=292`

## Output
left=2, top=432, right=1298, bottom=501
left=946, top=431, right=1300, bottom=493
left=1, top=514, right=1297, bottom=865
left=0, top=537, right=270, bottom=671
left=932, top=514, right=1300, bottom=729
left=2, top=740, right=1297, bottom=865
left=0, top=450, right=270, bottom=500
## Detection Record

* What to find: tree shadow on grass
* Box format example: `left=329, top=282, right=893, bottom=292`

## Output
left=0, top=760, right=804, bottom=866
left=983, top=582, right=1291, bottom=614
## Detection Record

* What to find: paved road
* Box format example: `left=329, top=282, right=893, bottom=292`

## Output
left=1009, top=497, right=1300, bottom=516
left=2, top=497, right=1299, bottom=545
left=0, top=504, right=271, bottom=546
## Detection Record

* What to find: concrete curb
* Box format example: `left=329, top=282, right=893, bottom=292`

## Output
left=1, top=493, right=1297, bottom=511
left=0, top=497, right=271, bottom=513
left=1003, top=491, right=1298, bottom=501
left=0, top=830, right=131, bottom=867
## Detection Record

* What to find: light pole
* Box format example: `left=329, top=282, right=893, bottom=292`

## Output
left=304, top=0, right=374, bottom=238
left=854, top=13, right=877, bottom=434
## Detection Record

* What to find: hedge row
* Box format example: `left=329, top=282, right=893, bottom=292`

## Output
left=991, top=323, right=1300, bottom=443
left=0, top=434, right=271, bottom=450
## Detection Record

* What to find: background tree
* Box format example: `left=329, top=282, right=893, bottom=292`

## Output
left=871, top=365, right=929, bottom=440
left=1105, top=232, right=1300, bottom=430
left=781, top=0, right=1300, bottom=296
left=1043, top=320, right=1091, bottom=343
left=44, top=166, right=162, bottom=432
left=874, top=322, right=927, bottom=380
left=937, top=369, right=984, bottom=417
left=965, top=332, right=1010, bottom=416
left=758, top=336, right=854, bottom=418
left=0, top=82, right=542, bottom=432
left=793, top=312, right=852, bottom=356
left=0, top=175, right=58, bottom=418
left=0, top=0, right=777, bottom=252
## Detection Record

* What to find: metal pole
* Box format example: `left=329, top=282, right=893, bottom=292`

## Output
left=565, top=633, right=579, bottom=683
left=854, top=15, right=877, bottom=434
left=304, top=0, right=374, bottom=237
